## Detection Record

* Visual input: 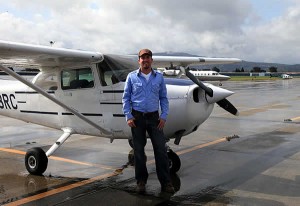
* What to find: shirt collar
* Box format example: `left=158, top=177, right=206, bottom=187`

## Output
left=137, top=68, right=157, bottom=76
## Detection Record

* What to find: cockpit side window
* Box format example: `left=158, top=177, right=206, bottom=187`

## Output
left=61, top=67, right=94, bottom=90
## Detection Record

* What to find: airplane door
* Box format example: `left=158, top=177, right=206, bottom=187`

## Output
left=97, top=66, right=128, bottom=138
left=57, top=67, right=102, bottom=132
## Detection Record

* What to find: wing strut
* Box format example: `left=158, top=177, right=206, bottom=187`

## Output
left=0, top=64, right=111, bottom=135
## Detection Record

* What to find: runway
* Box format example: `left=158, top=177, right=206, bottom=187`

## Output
left=1, top=78, right=300, bottom=205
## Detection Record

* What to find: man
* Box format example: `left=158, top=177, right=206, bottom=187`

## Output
left=122, top=49, right=175, bottom=194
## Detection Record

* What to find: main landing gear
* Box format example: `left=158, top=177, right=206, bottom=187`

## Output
left=25, top=147, right=48, bottom=175
left=128, top=139, right=181, bottom=173
left=24, top=128, right=73, bottom=175
left=167, top=148, right=181, bottom=173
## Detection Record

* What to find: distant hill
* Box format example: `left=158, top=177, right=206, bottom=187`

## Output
left=153, top=52, right=300, bottom=72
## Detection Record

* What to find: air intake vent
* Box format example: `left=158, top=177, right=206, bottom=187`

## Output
left=193, top=88, right=199, bottom=102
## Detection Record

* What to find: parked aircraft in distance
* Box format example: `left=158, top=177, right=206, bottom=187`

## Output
left=162, top=68, right=230, bottom=81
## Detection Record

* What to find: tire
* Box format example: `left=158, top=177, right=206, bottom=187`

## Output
left=127, top=149, right=147, bottom=166
left=128, top=149, right=135, bottom=166
left=25, top=147, right=48, bottom=175
left=168, top=149, right=181, bottom=173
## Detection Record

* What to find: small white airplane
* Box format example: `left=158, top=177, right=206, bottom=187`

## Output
left=189, top=70, right=230, bottom=81
left=0, top=40, right=241, bottom=175
left=161, top=68, right=230, bottom=86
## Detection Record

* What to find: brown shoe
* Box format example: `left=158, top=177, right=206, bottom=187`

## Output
left=136, top=181, right=146, bottom=193
left=162, top=182, right=175, bottom=193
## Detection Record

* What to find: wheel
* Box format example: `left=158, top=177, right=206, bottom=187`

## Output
left=170, top=173, right=181, bottom=192
left=25, top=147, right=48, bottom=175
left=168, top=149, right=181, bottom=173
left=128, top=149, right=135, bottom=166
left=127, top=149, right=147, bottom=166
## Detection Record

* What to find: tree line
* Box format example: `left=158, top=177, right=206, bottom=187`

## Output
left=234, top=66, right=278, bottom=73
left=180, top=66, right=278, bottom=73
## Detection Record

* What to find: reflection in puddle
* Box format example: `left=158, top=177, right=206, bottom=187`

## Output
left=0, top=173, right=72, bottom=205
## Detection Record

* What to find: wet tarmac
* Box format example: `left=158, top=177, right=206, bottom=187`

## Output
left=1, top=78, right=300, bottom=205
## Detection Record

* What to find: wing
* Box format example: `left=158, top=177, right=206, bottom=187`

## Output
left=0, top=40, right=103, bottom=69
left=0, top=40, right=241, bottom=70
left=152, top=56, right=241, bottom=68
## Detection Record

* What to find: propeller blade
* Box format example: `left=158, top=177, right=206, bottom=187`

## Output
left=180, top=66, right=239, bottom=116
left=183, top=68, right=213, bottom=97
left=217, top=98, right=239, bottom=116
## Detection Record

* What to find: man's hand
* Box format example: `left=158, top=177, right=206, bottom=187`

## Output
left=127, top=118, right=136, bottom=128
left=157, top=118, right=166, bottom=130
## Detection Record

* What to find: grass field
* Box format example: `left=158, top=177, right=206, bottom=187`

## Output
left=229, top=76, right=282, bottom=81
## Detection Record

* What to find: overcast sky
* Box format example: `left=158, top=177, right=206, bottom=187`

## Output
left=0, top=0, right=299, bottom=64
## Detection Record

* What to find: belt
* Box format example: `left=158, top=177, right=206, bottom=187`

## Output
left=132, top=109, right=158, bottom=117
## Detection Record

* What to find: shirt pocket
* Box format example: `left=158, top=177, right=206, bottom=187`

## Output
left=151, top=83, right=160, bottom=94
left=133, top=83, right=143, bottom=93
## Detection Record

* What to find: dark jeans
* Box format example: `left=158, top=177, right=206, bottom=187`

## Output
left=131, top=110, right=171, bottom=186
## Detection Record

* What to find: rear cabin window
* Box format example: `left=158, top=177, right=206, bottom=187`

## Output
left=61, top=68, right=94, bottom=90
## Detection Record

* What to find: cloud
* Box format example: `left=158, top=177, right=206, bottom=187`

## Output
left=0, top=0, right=299, bottom=64
left=243, top=4, right=300, bottom=63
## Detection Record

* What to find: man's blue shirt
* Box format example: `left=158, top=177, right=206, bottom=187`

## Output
left=122, top=69, right=169, bottom=121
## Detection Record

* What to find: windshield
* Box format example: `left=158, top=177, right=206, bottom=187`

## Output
left=97, top=54, right=138, bottom=86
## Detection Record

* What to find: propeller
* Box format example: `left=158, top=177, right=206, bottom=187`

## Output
left=183, top=67, right=213, bottom=97
left=181, top=67, right=239, bottom=116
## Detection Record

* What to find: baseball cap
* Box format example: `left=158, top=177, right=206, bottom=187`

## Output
left=138, top=49, right=152, bottom=57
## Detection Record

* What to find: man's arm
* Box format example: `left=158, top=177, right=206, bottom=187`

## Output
left=159, top=76, right=169, bottom=121
left=122, top=74, right=134, bottom=121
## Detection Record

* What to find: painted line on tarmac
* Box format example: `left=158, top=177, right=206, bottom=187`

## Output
left=176, top=137, right=227, bottom=155
left=0, top=148, right=26, bottom=155
left=3, top=137, right=227, bottom=206
left=4, top=172, right=119, bottom=206
left=290, top=116, right=300, bottom=121
left=237, top=103, right=287, bottom=117
left=0, top=147, right=115, bottom=170
left=283, top=116, right=300, bottom=122
left=146, top=137, right=227, bottom=165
